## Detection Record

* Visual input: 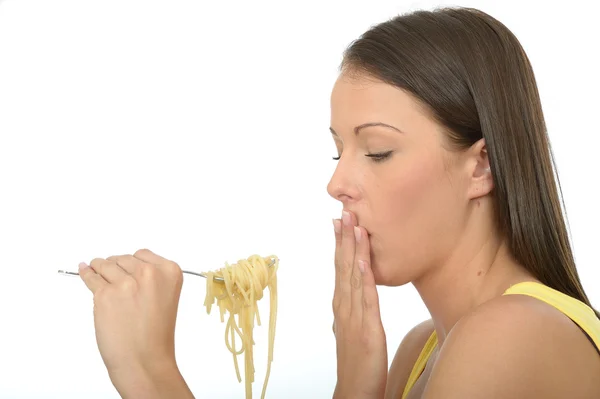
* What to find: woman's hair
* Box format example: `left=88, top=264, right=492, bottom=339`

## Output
left=340, top=6, right=600, bottom=319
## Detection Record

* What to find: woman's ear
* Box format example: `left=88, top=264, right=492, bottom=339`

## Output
left=466, top=138, right=494, bottom=200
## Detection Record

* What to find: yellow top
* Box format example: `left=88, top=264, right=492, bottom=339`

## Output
left=401, top=281, right=600, bottom=399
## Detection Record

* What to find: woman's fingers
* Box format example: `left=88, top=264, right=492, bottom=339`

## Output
left=361, top=258, right=383, bottom=328
left=89, top=258, right=132, bottom=284
left=339, top=211, right=356, bottom=313
left=106, top=255, right=144, bottom=277
left=333, top=218, right=343, bottom=312
left=333, top=210, right=378, bottom=324
left=80, top=249, right=181, bottom=296
left=79, top=263, right=108, bottom=294
left=350, top=225, right=369, bottom=317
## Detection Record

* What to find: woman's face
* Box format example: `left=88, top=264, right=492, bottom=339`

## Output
left=327, top=73, right=471, bottom=286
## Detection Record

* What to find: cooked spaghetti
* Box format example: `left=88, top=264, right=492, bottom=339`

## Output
left=203, top=254, right=278, bottom=399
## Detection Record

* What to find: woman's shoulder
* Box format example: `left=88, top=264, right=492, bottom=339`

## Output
left=425, top=294, right=600, bottom=398
left=385, top=318, right=434, bottom=399
left=462, top=291, right=598, bottom=349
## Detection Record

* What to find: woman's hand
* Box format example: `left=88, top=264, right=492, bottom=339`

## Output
left=332, top=210, right=388, bottom=399
left=78, top=248, right=191, bottom=397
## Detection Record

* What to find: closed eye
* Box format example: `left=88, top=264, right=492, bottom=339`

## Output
left=366, top=150, right=393, bottom=162
left=332, top=150, right=394, bottom=162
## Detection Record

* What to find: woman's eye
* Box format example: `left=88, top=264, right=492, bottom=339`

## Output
left=366, top=150, right=393, bottom=162
left=332, top=151, right=394, bottom=162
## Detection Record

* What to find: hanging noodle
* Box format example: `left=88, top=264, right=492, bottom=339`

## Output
left=203, top=254, right=278, bottom=399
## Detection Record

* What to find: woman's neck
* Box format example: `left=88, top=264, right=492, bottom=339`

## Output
left=412, top=236, right=538, bottom=347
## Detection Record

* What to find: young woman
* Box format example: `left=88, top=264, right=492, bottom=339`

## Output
left=78, top=6, right=600, bottom=399
left=329, top=6, right=600, bottom=399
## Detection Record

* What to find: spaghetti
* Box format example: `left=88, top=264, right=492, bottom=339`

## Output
left=203, top=254, right=278, bottom=399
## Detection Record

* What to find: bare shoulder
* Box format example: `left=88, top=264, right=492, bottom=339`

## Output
left=422, top=294, right=600, bottom=399
left=385, top=318, right=435, bottom=399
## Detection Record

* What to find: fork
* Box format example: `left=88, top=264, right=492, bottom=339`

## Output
left=57, top=257, right=277, bottom=283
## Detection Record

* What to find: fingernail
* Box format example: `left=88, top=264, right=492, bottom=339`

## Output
left=78, top=262, right=88, bottom=270
left=333, top=219, right=341, bottom=234
left=354, top=226, right=362, bottom=242
left=358, top=260, right=366, bottom=274
left=342, top=211, right=351, bottom=227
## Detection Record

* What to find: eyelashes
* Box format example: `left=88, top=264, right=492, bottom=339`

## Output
left=365, top=150, right=393, bottom=162
left=332, top=150, right=393, bottom=163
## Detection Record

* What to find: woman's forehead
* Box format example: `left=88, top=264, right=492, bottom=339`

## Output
left=330, top=77, right=437, bottom=136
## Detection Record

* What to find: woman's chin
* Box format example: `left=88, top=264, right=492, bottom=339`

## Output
left=371, top=260, right=410, bottom=287
left=371, top=262, right=392, bottom=285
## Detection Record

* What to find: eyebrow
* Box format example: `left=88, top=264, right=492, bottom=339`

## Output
left=329, top=122, right=405, bottom=136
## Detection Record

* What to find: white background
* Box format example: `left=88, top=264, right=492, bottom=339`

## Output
left=0, top=0, right=598, bottom=398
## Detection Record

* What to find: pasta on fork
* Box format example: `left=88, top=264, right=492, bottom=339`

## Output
left=203, top=254, right=278, bottom=399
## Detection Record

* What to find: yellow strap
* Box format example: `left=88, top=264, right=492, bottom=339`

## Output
left=503, top=281, right=600, bottom=351
left=401, top=330, right=437, bottom=399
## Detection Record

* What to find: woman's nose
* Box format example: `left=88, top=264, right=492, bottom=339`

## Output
left=327, top=163, right=358, bottom=203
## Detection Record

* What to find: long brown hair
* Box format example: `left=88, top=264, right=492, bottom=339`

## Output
left=340, top=6, right=600, bottom=319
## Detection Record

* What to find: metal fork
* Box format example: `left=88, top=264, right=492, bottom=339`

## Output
left=57, top=257, right=277, bottom=283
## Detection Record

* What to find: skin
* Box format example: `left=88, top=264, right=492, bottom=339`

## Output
left=75, top=70, right=600, bottom=398
left=328, top=71, right=600, bottom=398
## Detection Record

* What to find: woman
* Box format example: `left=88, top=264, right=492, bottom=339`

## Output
left=78, top=6, right=600, bottom=399
left=328, top=6, right=600, bottom=398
